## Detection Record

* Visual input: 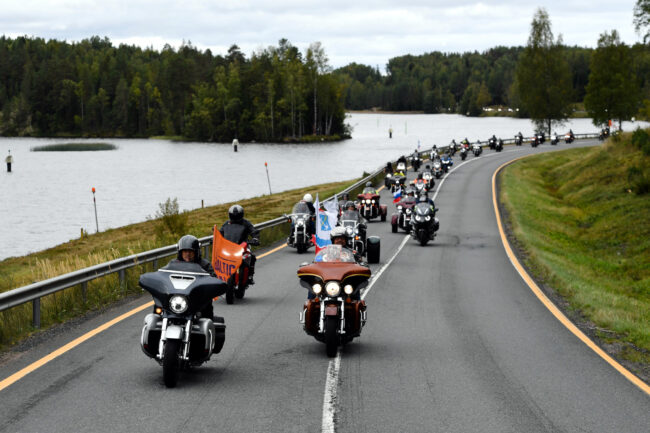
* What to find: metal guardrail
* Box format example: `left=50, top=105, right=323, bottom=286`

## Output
left=0, top=162, right=389, bottom=328
left=0, top=132, right=601, bottom=328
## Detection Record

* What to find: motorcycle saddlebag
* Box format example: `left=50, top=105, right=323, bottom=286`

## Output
left=344, top=300, right=366, bottom=337
left=303, top=299, right=321, bottom=335
left=141, top=313, right=162, bottom=358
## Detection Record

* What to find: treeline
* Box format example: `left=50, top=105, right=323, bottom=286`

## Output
left=334, top=45, right=650, bottom=116
left=0, top=36, right=347, bottom=141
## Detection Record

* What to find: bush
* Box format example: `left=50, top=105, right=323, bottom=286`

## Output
left=627, top=165, right=650, bottom=195
left=153, top=198, right=188, bottom=238
left=631, top=128, right=650, bottom=156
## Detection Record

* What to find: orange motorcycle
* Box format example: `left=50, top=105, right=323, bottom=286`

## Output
left=298, top=245, right=369, bottom=357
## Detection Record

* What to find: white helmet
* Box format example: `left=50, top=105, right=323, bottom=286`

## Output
left=303, top=193, right=313, bottom=203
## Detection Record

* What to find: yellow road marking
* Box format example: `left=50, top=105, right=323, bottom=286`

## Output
left=377, top=185, right=385, bottom=192
left=0, top=239, right=289, bottom=392
left=492, top=157, right=650, bottom=396
left=0, top=301, right=154, bottom=392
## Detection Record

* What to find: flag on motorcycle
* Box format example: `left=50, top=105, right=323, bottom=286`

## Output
left=314, top=194, right=339, bottom=254
left=393, top=187, right=402, bottom=203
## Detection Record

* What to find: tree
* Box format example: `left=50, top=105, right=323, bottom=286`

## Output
left=634, top=0, right=650, bottom=43
left=584, top=31, right=639, bottom=130
left=514, top=8, right=573, bottom=134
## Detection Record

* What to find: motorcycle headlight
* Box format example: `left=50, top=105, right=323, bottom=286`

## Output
left=346, top=227, right=353, bottom=236
left=325, top=281, right=341, bottom=297
left=344, top=284, right=354, bottom=295
left=297, top=220, right=304, bottom=227
left=169, top=295, right=188, bottom=314
left=366, top=199, right=371, bottom=204
left=371, top=199, right=375, bottom=204
left=415, top=215, right=422, bottom=222
left=397, top=205, right=403, bottom=210
left=406, top=208, right=411, bottom=214
left=425, top=216, right=431, bottom=221
left=312, top=283, right=323, bottom=295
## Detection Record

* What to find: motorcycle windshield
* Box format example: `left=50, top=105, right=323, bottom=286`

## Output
left=362, top=187, right=377, bottom=194
left=415, top=203, right=432, bottom=215
left=139, top=261, right=228, bottom=314
left=314, top=245, right=356, bottom=263
left=292, top=202, right=311, bottom=214
left=341, top=210, right=360, bottom=222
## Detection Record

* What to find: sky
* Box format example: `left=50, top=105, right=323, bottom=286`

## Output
left=1, top=1, right=641, bottom=70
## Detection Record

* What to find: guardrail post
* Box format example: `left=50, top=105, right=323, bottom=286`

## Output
left=153, top=258, right=158, bottom=270
left=32, top=298, right=41, bottom=329
left=119, top=269, right=126, bottom=293
left=82, top=281, right=87, bottom=304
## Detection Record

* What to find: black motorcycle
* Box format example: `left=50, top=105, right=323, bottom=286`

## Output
left=440, top=154, right=453, bottom=172
left=460, top=146, right=468, bottom=160
left=515, top=134, right=523, bottom=146
left=411, top=202, right=439, bottom=246
left=551, top=133, right=559, bottom=145
left=432, top=160, right=444, bottom=178
left=564, top=131, right=575, bottom=143
left=495, top=139, right=503, bottom=152
left=536, top=131, right=546, bottom=144
left=531, top=135, right=540, bottom=148
left=472, top=142, right=483, bottom=156
left=411, top=153, right=422, bottom=172
left=488, top=136, right=497, bottom=150
left=287, top=202, right=313, bottom=254
left=139, top=261, right=227, bottom=388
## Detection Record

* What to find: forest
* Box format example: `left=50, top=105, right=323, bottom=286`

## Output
left=0, top=36, right=347, bottom=142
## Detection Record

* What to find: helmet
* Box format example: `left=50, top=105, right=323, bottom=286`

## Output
left=177, top=235, right=200, bottom=262
left=425, top=164, right=430, bottom=169
left=330, top=226, right=347, bottom=241
left=419, top=193, right=428, bottom=202
left=303, top=193, right=313, bottom=203
left=365, top=181, right=372, bottom=187
left=417, top=173, right=423, bottom=180
left=345, top=200, right=356, bottom=210
left=229, top=204, right=244, bottom=221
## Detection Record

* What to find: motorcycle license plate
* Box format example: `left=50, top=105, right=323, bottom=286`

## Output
left=325, top=305, right=338, bottom=316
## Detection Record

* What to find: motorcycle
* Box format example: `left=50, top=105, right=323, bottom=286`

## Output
left=460, top=146, right=468, bottom=160
left=488, top=136, right=497, bottom=150
left=139, top=260, right=227, bottom=388
left=531, top=135, right=540, bottom=148
left=357, top=188, right=387, bottom=222
left=396, top=161, right=407, bottom=173
left=412, top=178, right=429, bottom=195
left=536, top=131, right=546, bottom=144
left=410, top=154, right=422, bottom=172
left=212, top=228, right=256, bottom=304
left=432, top=160, right=444, bottom=178
left=551, top=133, right=559, bottom=145
left=515, top=134, right=523, bottom=146
left=287, top=202, right=314, bottom=254
left=599, top=127, right=610, bottom=141
left=472, top=142, right=483, bottom=156
left=388, top=173, right=406, bottom=193
left=421, top=170, right=435, bottom=187
left=564, top=131, right=575, bottom=143
left=411, top=202, right=439, bottom=246
left=440, top=154, right=453, bottom=172
left=298, top=245, right=370, bottom=357
left=391, top=196, right=417, bottom=233
left=495, top=139, right=503, bottom=152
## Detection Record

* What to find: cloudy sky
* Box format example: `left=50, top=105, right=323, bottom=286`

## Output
left=2, top=1, right=641, bottom=69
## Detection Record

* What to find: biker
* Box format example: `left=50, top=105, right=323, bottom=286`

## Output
left=302, top=193, right=316, bottom=236
left=417, top=192, right=435, bottom=207
left=220, top=205, right=260, bottom=285
left=166, top=235, right=218, bottom=320
left=362, top=181, right=377, bottom=194
left=340, top=200, right=368, bottom=246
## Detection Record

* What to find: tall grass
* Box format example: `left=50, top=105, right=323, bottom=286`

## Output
left=0, top=178, right=362, bottom=349
left=499, top=133, right=650, bottom=364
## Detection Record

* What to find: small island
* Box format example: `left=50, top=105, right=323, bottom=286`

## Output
left=31, top=143, right=117, bottom=152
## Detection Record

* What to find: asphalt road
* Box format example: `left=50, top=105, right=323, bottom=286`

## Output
left=0, top=140, right=648, bottom=433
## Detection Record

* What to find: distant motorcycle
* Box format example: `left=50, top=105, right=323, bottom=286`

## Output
left=212, top=228, right=258, bottom=304
left=515, top=134, right=523, bottom=146
left=440, top=154, right=453, bottom=172
left=551, top=133, right=559, bottom=145
left=411, top=202, right=439, bottom=246
left=536, top=131, right=546, bottom=144
left=432, top=160, right=444, bottom=178
left=410, top=153, right=422, bottom=172
left=531, top=135, right=540, bottom=148
left=495, top=139, right=503, bottom=152
left=460, top=146, right=468, bottom=160
left=488, top=136, right=497, bottom=150
left=387, top=173, right=406, bottom=193
left=298, top=245, right=369, bottom=357
left=287, top=202, right=314, bottom=254
left=391, top=196, right=417, bottom=233
left=472, top=142, right=483, bottom=156
left=564, top=131, right=575, bottom=143
left=139, top=261, right=227, bottom=388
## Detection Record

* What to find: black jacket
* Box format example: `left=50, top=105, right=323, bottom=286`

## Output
left=220, top=219, right=260, bottom=245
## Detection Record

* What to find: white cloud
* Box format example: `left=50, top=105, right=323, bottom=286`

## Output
left=0, top=0, right=641, bottom=69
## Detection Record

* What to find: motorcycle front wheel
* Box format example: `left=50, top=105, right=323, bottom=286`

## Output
left=325, top=316, right=339, bottom=357
left=163, top=339, right=181, bottom=388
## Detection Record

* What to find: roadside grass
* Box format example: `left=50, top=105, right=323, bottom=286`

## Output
left=500, top=135, right=650, bottom=364
left=0, top=178, right=359, bottom=349
left=31, top=143, right=117, bottom=151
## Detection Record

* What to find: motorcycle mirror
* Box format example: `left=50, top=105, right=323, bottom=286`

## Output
left=299, top=262, right=310, bottom=267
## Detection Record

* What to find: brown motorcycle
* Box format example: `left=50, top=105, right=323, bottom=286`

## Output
left=298, top=245, right=369, bottom=357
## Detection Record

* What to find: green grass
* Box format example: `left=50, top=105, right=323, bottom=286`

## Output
left=0, top=172, right=388, bottom=349
left=31, top=143, right=117, bottom=151
left=499, top=133, right=650, bottom=363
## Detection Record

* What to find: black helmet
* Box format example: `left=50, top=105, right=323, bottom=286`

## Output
left=229, top=204, right=244, bottom=221
left=345, top=200, right=356, bottom=210
left=177, top=235, right=200, bottom=262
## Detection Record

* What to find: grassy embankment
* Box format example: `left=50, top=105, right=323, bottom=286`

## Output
left=499, top=132, right=650, bottom=370
left=0, top=178, right=360, bottom=349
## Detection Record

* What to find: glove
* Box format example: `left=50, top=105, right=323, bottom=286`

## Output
left=249, top=238, right=260, bottom=246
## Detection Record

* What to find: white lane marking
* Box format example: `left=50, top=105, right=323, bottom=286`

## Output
left=321, top=350, right=341, bottom=433
left=320, top=147, right=524, bottom=433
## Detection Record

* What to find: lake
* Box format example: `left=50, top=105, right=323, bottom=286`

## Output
left=0, top=114, right=646, bottom=260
